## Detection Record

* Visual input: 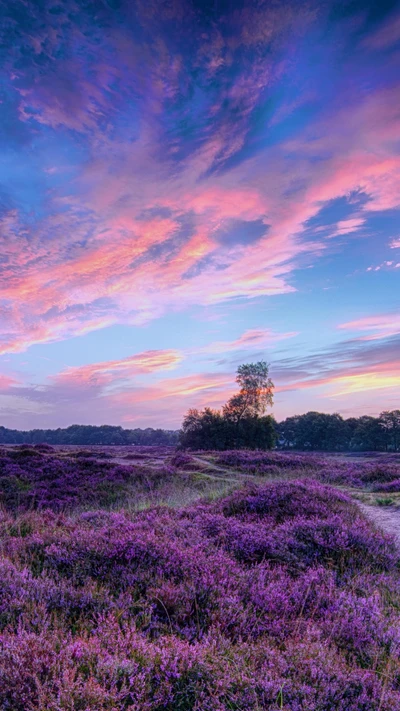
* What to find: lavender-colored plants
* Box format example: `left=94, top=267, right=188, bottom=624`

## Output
left=0, top=448, right=400, bottom=708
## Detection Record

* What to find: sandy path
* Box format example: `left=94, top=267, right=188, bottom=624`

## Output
left=357, top=502, right=400, bottom=546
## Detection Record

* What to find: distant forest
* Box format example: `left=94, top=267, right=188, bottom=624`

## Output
left=276, top=410, right=400, bottom=453
left=178, top=361, right=400, bottom=452
left=0, top=410, right=398, bottom=451
left=0, top=425, right=179, bottom=446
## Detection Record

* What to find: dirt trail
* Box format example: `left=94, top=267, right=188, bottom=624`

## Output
left=357, top=502, right=400, bottom=546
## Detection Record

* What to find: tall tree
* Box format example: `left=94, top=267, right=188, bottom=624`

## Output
left=180, top=362, right=275, bottom=450
left=223, top=361, right=274, bottom=423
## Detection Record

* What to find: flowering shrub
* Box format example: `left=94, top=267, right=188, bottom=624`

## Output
left=372, top=478, right=400, bottom=493
left=170, top=451, right=198, bottom=470
left=217, top=449, right=323, bottom=471
left=0, top=473, right=399, bottom=709
left=216, top=449, right=400, bottom=490
left=33, top=443, right=55, bottom=452
left=0, top=447, right=183, bottom=512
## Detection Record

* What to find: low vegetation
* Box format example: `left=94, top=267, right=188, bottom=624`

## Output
left=0, top=445, right=400, bottom=708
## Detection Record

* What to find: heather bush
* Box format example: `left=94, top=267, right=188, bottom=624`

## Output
left=0, top=475, right=399, bottom=709
left=219, top=479, right=349, bottom=520
left=33, top=443, right=55, bottom=452
left=217, top=449, right=323, bottom=471
left=216, top=449, right=400, bottom=491
left=0, top=449, right=185, bottom=512
left=2, top=447, right=399, bottom=518
left=373, top=478, right=400, bottom=493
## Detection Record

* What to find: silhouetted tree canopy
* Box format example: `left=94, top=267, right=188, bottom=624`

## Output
left=180, top=362, right=276, bottom=450
left=276, top=410, right=400, bottom=452
left=223, top=361, right=274, bottom=422
left=0, top=407, right=398, bottom=453
left=0, top=425, right=178, bottom=446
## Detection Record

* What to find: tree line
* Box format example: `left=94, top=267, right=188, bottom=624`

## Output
left=276, top=410, right=400, bottom=452
left=0, top=424, right=179, bottom=446
left=179, top=362, right=400, bottom=452
left=0, top=361, right=397, bottom=452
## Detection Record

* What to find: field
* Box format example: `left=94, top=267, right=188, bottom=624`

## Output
left=1, top=445, right=400, bottom=709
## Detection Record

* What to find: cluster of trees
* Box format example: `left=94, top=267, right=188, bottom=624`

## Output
left=180, top=362, right=399, bottom=452
left=0, top=367, right=397, bottom=453
left=0, top=425, right=179, bottom=446
left=179, top=362, right=276, bottom=450
left=276, top=410, right=400, bottom=452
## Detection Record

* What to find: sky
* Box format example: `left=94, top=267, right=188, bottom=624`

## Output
left=0, top=0, right=399, bottom=430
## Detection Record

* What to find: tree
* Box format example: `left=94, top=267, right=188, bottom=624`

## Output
left=277, top=412, right=351, bottom=451
left=179, top=408, right=229, bottom=450
left=180, top=362, right=275, bottom=450
left=379, top=410, right=400, bottom=451
left=223, top=362, right=274, bottom=423
left=0, top=424, right=179, bottom=446
left=350, top=416, right=387, bottom=452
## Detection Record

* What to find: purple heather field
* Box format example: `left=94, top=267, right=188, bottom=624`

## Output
left=1, top=445, right=400, bottom=709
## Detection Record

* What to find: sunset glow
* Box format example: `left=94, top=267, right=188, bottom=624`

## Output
left=0, top=0, right=399, bottom=429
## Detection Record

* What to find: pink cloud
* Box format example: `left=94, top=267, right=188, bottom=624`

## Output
left=0, top=375, right=18, bottom=390
left=197, top=328, right=298, bottom=355
left=109, top=371, right=235, bottom=427
left=2, top=66, right=400, bottom=355
left=365, top=260, right=399, bottom=272
left=329, top=369, right=400, bottom=396
left=54, top=350, right=183, bottom=387
left=338, top=313, right=400, bottom=339
left=277, top=360, right=400, bottom=396
left=332, top=218, right=365, bottom=236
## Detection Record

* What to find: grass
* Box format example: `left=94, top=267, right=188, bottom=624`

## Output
left=376, top=497, right=396, bottom=507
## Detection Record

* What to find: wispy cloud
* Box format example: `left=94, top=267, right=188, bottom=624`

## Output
left=0, top=2, right=398, bottom=357
left=195, top=328, right=298, bottom=355
left=54, top=350, right=183, bottom=387
left=329, top=369, right=400, bottom=396
left=338, top=313, right=400, bottom=339
left=0, top=1, right=399, bottom=426
left=363, top=11, right=400, bottom=50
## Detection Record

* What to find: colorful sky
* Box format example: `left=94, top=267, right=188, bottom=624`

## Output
left=0, top=0, right=399, bottom=430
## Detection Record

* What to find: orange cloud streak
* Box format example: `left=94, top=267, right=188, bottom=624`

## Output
left=54, top=349, right=183, bottom=386
left=1, top=85, right=400, bottom=353
left=330, top=371, right=400, bottom=396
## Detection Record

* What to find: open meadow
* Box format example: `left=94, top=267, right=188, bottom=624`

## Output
left=1, top=445, right=400, bottom=709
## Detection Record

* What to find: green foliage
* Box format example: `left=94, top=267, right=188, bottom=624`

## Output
left=180, top=363, right=275, bottom=450
left=349, top=416, right=387, bottom=452
left=276, top=412, right=351, bottom=451
left=180, top=409, right=276, bottom=450
left=276, top=410, right=400, bottom=452
left=380, top=410, right=400, bottom=451
left=0, top=424, right=179, bottom=446
left=375, top=497, right=395, bottom=507
left=223, top=361, right=274, bottom=423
